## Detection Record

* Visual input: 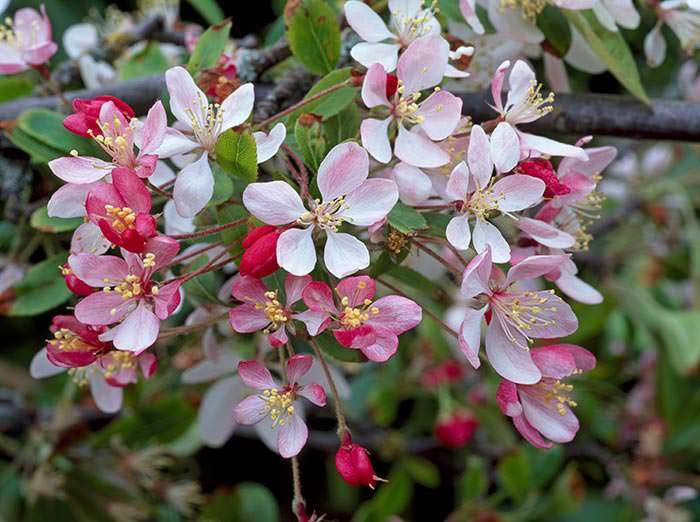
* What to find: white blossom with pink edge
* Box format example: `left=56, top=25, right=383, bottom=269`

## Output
left=344, top=0, right=441, bottom=72
left=360, top=34, right=463, bottom=168
left=68, top=236, right=182, bottom=353
left=458, top=248, right=578, bottom=384
left=645, top=1, right=700, bottom=68
left=30, top=347, right=156, bottom=414
left=156, top=66, right=274, bottom=218
left=496, top=344, right=596, bottom=448
left=490, top=60, right=588, bottom=160
left=0, top=5, right=57, bottom=74
left=443, top=124, right=546, bottom=262
left=47, top=101, right=167, bottom=218
left=233, top=355, right=327, bottom=458
left=242, top=142, right=398, bottom=278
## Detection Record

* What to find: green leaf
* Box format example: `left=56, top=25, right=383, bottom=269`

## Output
left=388, top=202, right=428, bottom=234
left=564, top=10, right=650, bottom=105
left=403, top=456, right=440, bottom=488
left=496, top=448, right=531, bottom=503
left=315, top=332, right=365, bottom=363
left=369, top=466, right=413, bottom=517
left=17, top=109, right=95, bottom=156
left=187, top=20, right=232, bottom=74
left=9, top=253, right=71, bottom=317
left=323, top=104, right=361, bottom=147
left=537, top=6, right=571, bottom=56
left=215, top=128, right=258, bottom=183
left=30, top=206, right=83, bottom=233
left=286, top=0, right=341, bottom=75
left=7, top=127, right=65, bottom=163
left=216, top=204, right=249, bottom=246
left=186, top=0, right=224, bottom=25
left=210, top=164, right=235, bottom=205
left=657, top=310, right=700, bottom=374
left=288, top=68, right=357, bottom=128
left=118, top=42, right=171, bottom=80
left=201, top=483, right=280, bottom=522
left=0, top=74, right=34, bottom=103
left=295, top=115, right=327, bottom=172
left=458, top=457, right=488, bottom=502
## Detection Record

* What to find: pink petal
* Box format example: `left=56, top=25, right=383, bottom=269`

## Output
left=496, top=380, right=523, bottom=417
left=505, top=254, right=568, bottom=285
left=234, top=394, right=268, bottom=424
left=324, top=231, right=370, bottom=278
left=361, top=63, right=391, bottom=108
left=472, top=219, right=510, bottom=263
left=490, top=122, right=520, bottom=174
left=30, top=348, right=65, bottom=378
left=286, top=354, right=313, bottom=383
left=302, top=281, right=337, bottom=313
left=366, top=295, right=422, bottom=334
left=512, top=413, right=553, bottom=448
left=515, top=217, right=574, bottom=249
left=345, top=0, right=395, bottom=42
left=229, top=303, right=270, bottom=333
left=459, top=305, right=486, bottom=368
left=530, top=346, right=578, bottom=379
left=490, top=61, right=510, bottom=114
left=89, top=373, right=123, bottom=413
left=144, top=235, right=180, bottom=269
left=460, top=248, right=492, bottom=299
left=238, top=360, right=277, bottom=390
left=390, top=162, right=433, bottom=205
left=518, top=131, right=588, bottom=160
left=394, top=125, right=449, bottom=168
left=219, top=83, right=254, bottom=132
left=298, top=383, right=327, bottom=407
left=293, top=310, right=332, bottom=336
left=338, top=178, right=398, bottom=226
left=460, top=0, right=485, bottom=34
left=317, top=142, right=369, bottom=201
left=285, top=274, right=312, bottom=305
left=68, top=253, right=128, bottom=286
left=485, top=318, right=541, bottom=384
left=198, top=377, right=244, bottom=446
left=554, top=343, right=596, bottom=371
left=243, top=181, right=306, bottom=225
left=152, top=281, right=182, bottom=320
left=75, top=292, right=132, bottom=325
left=360, top=117, right=393, bottom=164
left=139, top=101, right=167, bottom=154
left=277, top=227, right=317, bottom=276
left=467, top=125, right=493, bottom=188
left=173, top=153, right=213, bottom=218
left=517, top=291, right=578, bottom=339
left=446, top=215, right=471, bottom=251
left=232, top=275, right=269, bottom=303
left=358, top=327, right=399, bottom=362
left=112, top=168, right=152, bottom=213
left=492, top=175, right=545, bottom=212
left=396, top=34, right=448, bottom=95
left=336, top=276, right=376, bottom=307
left=556, top=272, right=602, bottom=305
left=505, top=60, right=537, bottom=111
left=277, top=413, right=308, bottom=458
left=351, top=42, right=400, bottom=72
left=417, top=90, right=462, bottom=141
left=139, top=352, right=157, bottom=378
left=48, top=182, right=97, bottom=218
left=48, top=156, right=112, bottom=184
left=182, top=351, right=240, bottom=384
left=519, top=388, right=579, bottom=443
left=112, top=301, right=160, bottom=352
left=165, top=66, right=207, bottom=130
left=445, top=161, right=470, bottom=201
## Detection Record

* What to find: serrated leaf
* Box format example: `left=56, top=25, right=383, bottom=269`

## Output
left=295, top=116, right=326, bottom=172
left=17, top=109, right=95, bottom=156
left=286, top=0, right=341, bottom=75
left=288, top=68, right=357, bottom=128
left=187, top=20, right=232, bottom=74
left=215, top=128, right=258, bottom=183
left=8, top=253, right=71, bottom=317
left=388, top=202, right=428, bottom=234
left=185, top=0, right=224, bottom=24
left=119, top=42, right=170, bottom=80
left=564, top=10, right=650, bottom=105
left=30, top=206, right=83, bottom=233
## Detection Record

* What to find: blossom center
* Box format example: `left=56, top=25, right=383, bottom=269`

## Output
left=390, top=1, right=438, bottom=45
left=0, top=16, right=42, bottom=48
left=465, top=184, right=501, bottom=220
left=260, top=388, right=296, bottom=427
left=490, top=289, right=558, bottom=348
left=339, top=297, right=379, bottom=329
left=88, top=116, right=137, bottom=166
left=393, top=83, right=425, bottom=125
left=539, top=379, right=577, bottom=415
left=298, top=197, right=349, bottom=232
left=101, top=351, right=137, bottom=379
left=48, top=328, right=92, bottom=352
left=507, top=80, right=554, bottom=123
left=255, top=290, right=288, bottom=331
left=186, top=94, right=223, bottom=151
left=499, top=0, right=547, bottom=22
left=105, top=205, right=136, bottom=233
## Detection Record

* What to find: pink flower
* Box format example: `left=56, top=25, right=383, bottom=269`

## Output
left=344, top=0, right=440, bottom=72
left=243, top=142, right=398, bottom=278
left=435, top=410, right=479, bottom=448
left=44, top=314, right=110, bottom=367
left=228, top=273, right=314, bottom=347
left=233, top=355, right=327, bottom=458
left=444, top=124, right=546, bottom=262
left=335, top=434, right=383, bottom=488
left=63, top=96, right=135, bottom=138
left=490, top=60, right=587, bottom=160
left=68, top=236, right=181, bottom=353
left=85, top=167, right=156, bottom=253
left=496, top=344, right=596, bottom=448
left=158, top=66, right=256, bottom=217
left=0, top=6, right=57, bottom=74
left=458, top=248, right=578, bottom=384
left=360, top=35, right=463, bottom=168
left=301, top=275, right=422, bottom=362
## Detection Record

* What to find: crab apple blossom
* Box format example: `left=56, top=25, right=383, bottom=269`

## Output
left=68, top=236, right=182, bottom=353
left=458, top=248, right=578, bottom=384
left=233, top=355, right=327, bottom=458
left=61, top=263, right=94, bottom=296
left=443, top=125, right=546, bottom=262
left=157, top=66, right=254, bottom=217
left=47, top=100, right=167, bottom=219
left=301, top=275, right=422, bottom=362
left=435, top=410, right=479, bottom=448
left=360, top=34, right=463, bottom=167
left=344, top=0, right=441, bottom=72
left=496, top=344, right=595, bottom=448
left=229, top=274, right=316, bottom=346
left=645, top=1, right=700, bottom=68
left=335, top=434, right=384, bottom=488
left=0, top=5, right=57, bottom=74
left=63, top=96, right=135, bottom=138
left=490, top=60, right=587, bottom=160
left=239, top=225, right=282, bottom=278
left=85, top=167, right=157, bottom=253
left=243, top=142, right=398, bottom=278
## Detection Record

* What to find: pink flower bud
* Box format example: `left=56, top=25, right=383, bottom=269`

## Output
left=239, top=225, right=282, bottom=278
left=61, top=263, right=93, bottom=296
left=385, top=73, right=399, bottom=98
left=434, top=411, right=479, bottom=448
left=335, top=435, right=382, bottom=488
left=63, top=96, right=135, bottom=138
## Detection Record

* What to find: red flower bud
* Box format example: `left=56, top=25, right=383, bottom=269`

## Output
left=435, top=411, right=478, bottom=448
left=335, top=435, right=383, bottom=488
left=239, top=225, right=282, bottom=278
left=385, top=73, right=399, bottom=99
left=61, top=263, right=93, bottom=296
left=516, top=158, right=570, bottom=198
left=63, top=96, right=135, bottom=138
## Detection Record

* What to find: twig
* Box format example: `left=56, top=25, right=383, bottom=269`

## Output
left=309, top=338, right=349, bottom=439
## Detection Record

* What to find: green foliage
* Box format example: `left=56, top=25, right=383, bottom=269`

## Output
left=387, top=202, right=428, bottom=234
left=200, top=483, right=279, bottom=521
left=537, top=6, right=571, bottom=55
left=215, top=128, right=258, bottom=182
left=0, top=74, right=34, bottom=103
left=118, top=42, right=171, bottom=80
left=287, top=68, right=358, bottom=129
left=286, top=0, right=341, bottom=75
left=30, top=206, right=83, bottom=233
left=496, top=448, right=531, bottom=503
left=8, top=253, right=71, bottom=316
left=295, top=115, right=327, bottom=172
left=185, top=0, right=225, bottom=24
left=14, top=109, right=96, bottom=160
left=315, top=331, right=365, bottom=363
left=187, top=20, right=232, bottom=74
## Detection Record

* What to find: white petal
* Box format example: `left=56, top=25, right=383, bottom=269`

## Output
left=253, top=122, right=286, bottom=163
left=360, top=117, right=393, bottom=164
left=351, top=42, right=400, bottom=72
left=277, top=227, right=317, bottom=276
left=345, top=1, right=395, bottom=42
left=219, top=83, right=254, bottom=133
left=89, top=373, right=123, bottom=413
left=30, top=348, right=65, bottom=378
left=490, top=122, right=520, bottom=173
left=198, top=377, right=245, bottom=447
left=472, top=219, right=510, bottom=263
left=173, top=153, right=214, bottom=218
left=242, top=180, right=306, bottom=225
left=339, top=178, right=398, bottom=226
left=446, top=215, right=471, bottom=250
left=324, top=232, right=370, bottom=278
left=394, top=125, right=449, bottom=168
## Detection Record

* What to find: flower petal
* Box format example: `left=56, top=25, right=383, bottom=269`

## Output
left=243, top=181, right=306, bottom=225
left=285, top=274, right=312, bottom=305
left=492, top=175, right=545, bottom=212
left=229, top=303, right=270, bottom=333
left=219, top=83, right=254, bottom=132
left=173, top=153, right=214, bottom=218
left=238, top=360, right=277, bottom=390
left=485, top=318, right=541, bottom=384
left=519, top=388, right=579, bottom=443
left=286, top=354, right=313, bottom=384
left=338, top=178, right=398, bottom=226
left=472, top=219, right=510, bottom=263
left=505, top=254, right=568, bottom=285
left=277, top=227, right=317, bottom=276
left=417, top=90, right=462, bottom=141
left=324, top=231, right=370, bottom=278
left=397, top=34, right=448, bottom=94
left=277, top=413, right=308, bottom=458
left=253, top=122, right=286, bottom=163
left=89, top=373, right=123, bottom=413
left=460, top=247, right=492, bottom=299
left=360, top=117, right=393, bottom=164
left=30, top=348, right=65, bottom=378
left=47, top=182, right=97, bottom=218
left=317, top=142, right=369, bottom=201
left=515, top=217, right=575, bottom=249
left=49, top=156, right=112, bottom=184
left=112, top=301, right=160, bottom=352
left=467, top=125, right=493, bottom=188
left=182, top=351, right=240, bottom=384
left=446, top=215, right=471, bottom=251
left=198, top=377, right=244, bottom=446
left=490, top=122, right=520, bottom=174
left=496, top=380, right=522, bottom=417
left=336, top=276, right=376, bottom=308
left=394, top=125, right=449, bottom=168
left=345, top=0, right=395, bottom=42
left=367, top=295, right=422, bottom=334
left=234, top=395, right=268, bottom=424
left=459, top=305, right=486, bottom=368
left=390, top=162, right=433, bottom=205
left=165, top=66, right=207, bottom=129
left=361, top=63, right=391, bottom=108
left=351, top=42, right=400, bottom=72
